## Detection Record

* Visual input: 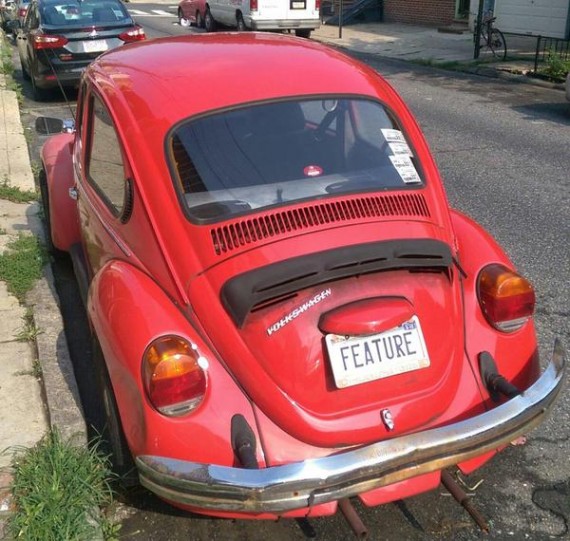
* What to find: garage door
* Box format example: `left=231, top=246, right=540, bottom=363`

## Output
left=494, top=0, right=569, bottom=38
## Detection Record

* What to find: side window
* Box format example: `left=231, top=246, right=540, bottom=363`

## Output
left=86, top=95, right=126, bottom=216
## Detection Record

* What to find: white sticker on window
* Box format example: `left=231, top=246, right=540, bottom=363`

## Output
left=390, top=155, right=421, bottom=184
left=381, top=128, right=406, bottom=144
left=388, top=142, right=413, bottom=157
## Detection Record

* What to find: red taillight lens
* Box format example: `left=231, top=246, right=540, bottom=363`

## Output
left=477, top=264, right=535, bottom=332
left=315, top=0, right=321, bottom=9
left=119, top=26, right=146, bottom=42
left=250, top=0, right=258, bottom=11
left=32, top=34, right=69, bottom=50
left=143, top=336, right=207, bottom=416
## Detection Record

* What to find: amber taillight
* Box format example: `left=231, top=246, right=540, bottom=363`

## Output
left=477, top=264, right=535, bottom=332
left=143, top=336, right=208, bottom=416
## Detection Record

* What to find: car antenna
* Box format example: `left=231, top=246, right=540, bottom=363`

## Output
left=39, top=49, right=76, bottom=121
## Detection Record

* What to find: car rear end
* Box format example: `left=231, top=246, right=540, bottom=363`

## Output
left=33, top=0, right=144, bottom=89
left=247, top=0, right=320, bottom=33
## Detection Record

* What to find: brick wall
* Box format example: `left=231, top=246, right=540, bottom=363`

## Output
left=383, top=0, right=456, bottom=26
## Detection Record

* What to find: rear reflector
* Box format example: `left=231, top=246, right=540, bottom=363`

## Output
left=119, top=26, right=146, bottom=42
left=32, top=34, right=69, bottom=50
left=143, top=336, right=207, bottom=416
left=477, top=264, right=535, bottom=332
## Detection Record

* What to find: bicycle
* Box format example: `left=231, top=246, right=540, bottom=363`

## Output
left=477, top=13, right=507, bottom=60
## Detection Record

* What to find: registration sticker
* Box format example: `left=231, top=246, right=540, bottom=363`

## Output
left=381, top=128, right=406, bottom=144
left=389, top=155, right=421, bottom=184
left=325, top=316, right=430, bottom=389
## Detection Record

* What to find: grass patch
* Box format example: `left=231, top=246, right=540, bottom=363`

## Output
left=537, top=52, right=570, bottom=82
left=8, top=430, right=119, bottom=541
left=1, top=34, right=24, bottom=103
left=0, top=179, right=38, bottom=203
left=0, top=234, right=45, bottom=301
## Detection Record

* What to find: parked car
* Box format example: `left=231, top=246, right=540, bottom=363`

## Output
left=0, top=0, right=16, bottom=31
left=204, top=0, right=319, bottom=36
left=14, top=0, right=30, bottom=23
left=37, top=33, right=565, bottom=534
left=177, top=0, right=206, bottom=28
left=13, top=0, right=145, bottom=100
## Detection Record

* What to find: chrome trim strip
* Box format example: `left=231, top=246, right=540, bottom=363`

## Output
left=136, top=340, right=565, bottom=513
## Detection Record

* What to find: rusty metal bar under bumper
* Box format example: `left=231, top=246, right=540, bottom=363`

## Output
left=136, top=341, right=565, bottom=514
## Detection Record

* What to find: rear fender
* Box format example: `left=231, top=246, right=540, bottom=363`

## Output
left=450, top=209, right=539, bottom=392
left=88, top=260, right=260, bottom=466
left=41, top=133, right=80, bottom=251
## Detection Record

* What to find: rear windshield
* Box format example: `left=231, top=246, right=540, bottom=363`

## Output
left=40, top=0, right=131, bottom=26
left=169, top=97, right=424, bottom=223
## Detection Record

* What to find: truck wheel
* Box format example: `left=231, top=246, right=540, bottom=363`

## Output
left=178, top=8, right=190, bottom=27
left=204, top=8, right=216, bottom=32
left=236, top=12, right=246, bottom=31
left=196, top=10, right=204, bottom=28
left=295, top=29, right=311, bottom=38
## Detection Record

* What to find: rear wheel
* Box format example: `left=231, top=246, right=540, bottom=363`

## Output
left=236, top=12, right=246, bottom=31
left=489, top=28, right=507, bottom=60
left=178, top=8, right=190, bottom=27
left=31, top=75, right=49, bottom=101
left=195, top=10, right=203, bottom=28
left=20, top=55, right=31, bottom=81
left=91, top=337, right=137, bottom=484
left=295, top=28, right=311, bottom=38
left=204, top=8, right=215, bottom=32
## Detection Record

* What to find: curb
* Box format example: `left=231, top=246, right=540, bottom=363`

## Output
left=29, top=264, right=87, bottom=446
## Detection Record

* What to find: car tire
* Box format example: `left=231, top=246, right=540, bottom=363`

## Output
left=19, top=53, right=30, bottom=80
left=195, top=10, right=203, bottom=28
left=295, top=29, right=311, bottom=38
left=178, top=8, right=190, bottom=27
left=204, top=8, right=215, bottom=32
left=31, top=75, right=49, bottom=101
left=236, top=12, right=246, bottom=31
left=39, top=169, right=65, bottom=258
left=91, top=337, right=138, bottom=485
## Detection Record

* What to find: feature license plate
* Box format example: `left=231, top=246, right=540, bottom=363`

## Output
left=83, top=39, right=109, bottom=53
left=325, top=316, right=430, bottom=389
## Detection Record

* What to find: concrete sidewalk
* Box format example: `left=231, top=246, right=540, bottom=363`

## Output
left=0, top=34, right=85, bottom=539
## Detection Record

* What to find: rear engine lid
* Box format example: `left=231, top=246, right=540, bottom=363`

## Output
left=192, top=238, right=471, bottom=447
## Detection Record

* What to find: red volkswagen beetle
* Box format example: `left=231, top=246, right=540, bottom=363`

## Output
left=38, top=33, right=565, bottom=533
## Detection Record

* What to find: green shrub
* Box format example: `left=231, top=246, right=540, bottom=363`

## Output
left=8, top=430, right=119, bottom=541
left=540, top=51, right=570, bottom=82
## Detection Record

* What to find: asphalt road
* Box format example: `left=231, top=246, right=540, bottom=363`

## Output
left=12, top=8, right=570, bottom=540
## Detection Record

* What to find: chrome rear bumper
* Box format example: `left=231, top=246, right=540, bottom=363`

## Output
left=136, top=340, right=565, bottom=513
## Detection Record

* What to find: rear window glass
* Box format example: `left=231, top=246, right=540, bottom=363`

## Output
left=40, top=0, right=130, bottom=25
left=169, top=97, right=424, bottom=223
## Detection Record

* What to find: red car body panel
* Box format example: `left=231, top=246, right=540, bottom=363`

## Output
left=39, top=33, right=564, bottom=523
left=40, top=133, right=80, bottom=251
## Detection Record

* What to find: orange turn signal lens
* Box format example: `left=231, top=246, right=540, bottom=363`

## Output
left=143, top=336, right=207, bottom=417
left=477, top=264, right=535, bottom=332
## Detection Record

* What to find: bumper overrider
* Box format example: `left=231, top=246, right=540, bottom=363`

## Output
left=136, top=341, right=565, bottom=513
